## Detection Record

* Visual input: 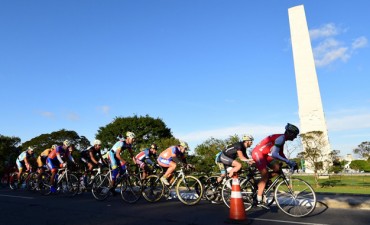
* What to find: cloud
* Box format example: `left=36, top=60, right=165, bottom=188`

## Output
left=66, top=112, right=80, bottom=121
left=351, top=36, right=368, bottom=49
left=327, top=113, right=370, bottom=131
left=39, top=111, right=55, bottom=119
left=98, top=105, right=110, bottom=115
left=175, top=124, right=285, bottom=143
left=309, top=23, right=367, bottom=67
left=309, top=23, right=341, bottom=40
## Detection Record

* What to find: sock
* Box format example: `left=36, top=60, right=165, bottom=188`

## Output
left=257, top=195, right=262, bottom=202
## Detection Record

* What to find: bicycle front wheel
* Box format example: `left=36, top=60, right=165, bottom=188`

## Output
left=221, top=178, right=253, bottom=211
left=60, top=174, right=79, bottom=197
left=142, top=175, right=164, bottom=203
left=120, top=175, right=142, bottom=203
left=176, top=175, right=203, bottom=205
left=91, top=174, right=111, bottom=201
left=274, top=177, right=316, bottom=217
left=39, top=172, right=51, bottom=195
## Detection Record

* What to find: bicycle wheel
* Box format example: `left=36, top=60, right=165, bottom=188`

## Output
left=204, top=176, right=223, bottom=204
left=142, top=175, right=164, bottom=203
left=176, top=175, right=203, bottom=205
left=91, top=174, right=111, bottom=201
left=9, top=173, right=19, bottom=190
left=39, top=172, right=52, bottom=195
left=60, top=174, right=79, bottom=197
left=222, top=177, right=253, bottom=211
left=120, top=175, right=142, bottom=203
left=274, top=177, right=316, bottom=217
left=26, top=172, right=38, bottom=191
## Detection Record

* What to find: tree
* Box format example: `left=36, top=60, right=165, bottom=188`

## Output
left=299, top=131, right=330, bottom=186
left=353, top=141, right=370, bottom=160
left=194, top=138, right=227, bottom=175
left=0, top=134, right=21, bottom=174
left=21, top=129, right=90, bottom=154
left=328, top=150, right=344, bottom=173
left=96, top=115, right=173, bottom=154
left=350, top=160, right=370, bottom=172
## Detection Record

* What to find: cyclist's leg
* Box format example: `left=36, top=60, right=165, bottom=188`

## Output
left=157, top=158, right=173, bottom=185
left=252, top=151, right=270, bottom=208
left=216, top=162, right=226, bottom=185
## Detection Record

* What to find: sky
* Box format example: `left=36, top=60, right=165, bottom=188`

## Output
left=1, top=0, right=369, bottom=158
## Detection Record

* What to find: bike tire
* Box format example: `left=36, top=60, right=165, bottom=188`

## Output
left=59, top=174, right=79, bottom=197
left=91, top=174, right=111, bottom=201
left=221, top=177, right=253, bottom=211
left=274, top=177, right=317, bottom=217
left=9, top=173, right=19, bottom=190
left=176, top=175, right=203, bottom=205
left=120, top=175, right=142, bottom=203
left=142, top=175, right=164, bottom=203
left=39, top=172, right=52, bottom=196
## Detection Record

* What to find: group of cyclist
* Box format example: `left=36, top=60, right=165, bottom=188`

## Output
left=14, top=123, right=300, bottom=209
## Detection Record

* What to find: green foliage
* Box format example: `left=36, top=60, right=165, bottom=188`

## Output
left=350, top=160, right=370, bottom=172
left=21, top=129, right=90, bottom=154
left=299, top=131, right=327, bottom=174
left=329, top=159, right=346, bottom=174
left=353, top=141, right=370, bottom=159
left=0, top=134, right=21, bottom=174
left=194, top=138, right=227, bottom=174
left=96, top=115, right=173, bottom=151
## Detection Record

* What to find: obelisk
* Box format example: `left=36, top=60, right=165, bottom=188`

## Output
left=288, top=5, right=331, bottom=172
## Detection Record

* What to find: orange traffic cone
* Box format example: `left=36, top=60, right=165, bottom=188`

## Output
left=229, top=174, right=246, bottom=221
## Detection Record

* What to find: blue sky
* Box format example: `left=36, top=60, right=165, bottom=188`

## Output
left=1, top=1, right=369, bottom=158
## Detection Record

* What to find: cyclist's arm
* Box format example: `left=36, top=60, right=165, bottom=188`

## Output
left=89, top=150, right=99, bottom=165
left=57, top=153, right=64, bottom=164
left=237, top=150, right=249, bottom=161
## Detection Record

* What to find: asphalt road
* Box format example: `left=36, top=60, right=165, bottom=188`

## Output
left=0, top=188, right=369, bottom=225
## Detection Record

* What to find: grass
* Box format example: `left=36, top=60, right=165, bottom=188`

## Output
left=293, top=174, right=370, bottom=195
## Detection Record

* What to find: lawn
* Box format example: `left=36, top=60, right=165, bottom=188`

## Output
left=293, top=174, right=370, bottom=195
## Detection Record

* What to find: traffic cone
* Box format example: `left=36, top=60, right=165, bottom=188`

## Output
left=229, top=174, right=246, bottom=221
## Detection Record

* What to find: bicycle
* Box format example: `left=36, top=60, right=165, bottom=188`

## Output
left=91, top=164, right=142, bottom=203
left=142, top=164, right=203, bottom=205
left=39, top=164, right=79, bottom=197
left=222, top=164, right=316, bottom=217
left=9, top=169, right=38, bottom=191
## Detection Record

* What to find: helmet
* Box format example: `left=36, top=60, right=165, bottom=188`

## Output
left=94, top=139, right=102, bottom=145
left=126, top=131, right=136, bottom=139
left=285, top=123, right=300, bottom=135
left=63, top=140, right=71, bottom=147
left=150, top=144, right=158, bottom=150
left=179, top=140, right=189, bottom=149
left=51, top=144, right=57, bottom=149
left=242, top=134, right=254, bottom=141
left=28, top=146, right=34, bottom=152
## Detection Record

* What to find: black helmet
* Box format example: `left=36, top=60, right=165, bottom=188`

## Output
left=285, top=123, right=300, bottom=135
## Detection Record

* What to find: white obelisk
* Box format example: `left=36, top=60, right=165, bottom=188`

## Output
left=288, top=5, right=331, bottom=172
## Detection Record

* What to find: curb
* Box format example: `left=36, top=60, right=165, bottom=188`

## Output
left=316, top=193, right=370, bottom=210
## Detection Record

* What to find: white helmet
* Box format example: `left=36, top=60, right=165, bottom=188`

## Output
left=28, top=146, right=35, bottom=152
left=179, top=140, right=189, bottom=149
left=242, top=134, right=254, bottom=141
left=126, top=131, right=136, bottom=139
left=63, top=140, right=71, bottom=147
left=94, top=139, right=102, bottom=145
left=51, top=144, right=57, bottom=149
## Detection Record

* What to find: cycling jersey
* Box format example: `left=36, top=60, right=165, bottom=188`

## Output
left=46, top=146, right=74, bottom=170
left=222, top=142, right=248, bottom=160
left=135, top=148, right=156, bottom=168
left=80, top=145, right=102, bottom=164
left=251, top=134, right=289, bottom=170
left=16, top=151, right=34, bottom=170
left=37, top=148, right=52, bottom=167
left=157, top=146, right=185, bottom=167
left=108, top=140, right=132, bottom=175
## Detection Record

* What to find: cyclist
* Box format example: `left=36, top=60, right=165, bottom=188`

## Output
left=108, top=131, right=136, bottom=193
left=15, top=146, right=35, bottom=187
left=157, top=141, right=190, bottom=186
left=46, top=140, right=76, bottom=193
left=80, top=139, right=105, bottom=186
left=251, top=123, right=299, bottom=209
left=219, top=134, right=255, bottom=179
left=134, top=143, right=158, bottom=180
left=36, top=144, right=57, bottom=187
